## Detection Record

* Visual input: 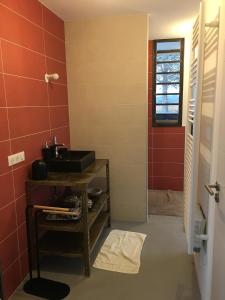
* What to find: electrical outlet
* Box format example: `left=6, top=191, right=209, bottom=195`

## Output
left=8, top=151, right=25, bottom=166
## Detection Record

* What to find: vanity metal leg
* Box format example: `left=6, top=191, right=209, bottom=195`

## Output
left=25, top=205, right=33, bottom=280
left=26, top=182, right=34, bottom=280
left=34, top=210, right=41, bottom=278
left=106, top=162, right=111, bottom=227
left=0, top=262, right=4, bottom=300
left=82, top=189, right=91, bottom=276
left=84, top=235, right=91, bottom=277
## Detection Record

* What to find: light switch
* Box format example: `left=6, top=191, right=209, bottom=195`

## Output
left=8, top=151, right=25, bottom=166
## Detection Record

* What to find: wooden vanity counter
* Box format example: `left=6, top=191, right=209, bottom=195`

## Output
left=26, top=159, right=110, bottom=276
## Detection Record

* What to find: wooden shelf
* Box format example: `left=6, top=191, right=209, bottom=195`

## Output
left=26, top=158, right=111, bottom=276
left=39, top=231, right=83, bottom=258
left=27, top=159, right=109, bottom=188
left=90, top=212, right=109, bottom=253
left=88, top=194, right=109, bottom=229
left=37, top=193, right=109, bottom=233
left=38, top=212, right=109, bottom=258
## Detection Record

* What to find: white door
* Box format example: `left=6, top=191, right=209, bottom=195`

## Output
left=192, top=1, right=222, bottom=300
left=210, top=2, right=225, bottom=298
left=193, top=13, right=220, bottom=298
left=194, top=1, right=225, bottom=299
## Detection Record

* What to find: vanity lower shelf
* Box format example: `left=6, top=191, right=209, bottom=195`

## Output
left=26, top=159, right=110, bottom=276
left=37, top=193, right=109, bottom=233
left=38, top=212, right=109, bottom=258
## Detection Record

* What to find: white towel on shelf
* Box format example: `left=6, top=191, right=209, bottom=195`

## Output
left=93, top=229, right=147, bottom=274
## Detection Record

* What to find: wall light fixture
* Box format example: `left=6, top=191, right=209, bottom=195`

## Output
left=45, top=73, right=60, bottom=83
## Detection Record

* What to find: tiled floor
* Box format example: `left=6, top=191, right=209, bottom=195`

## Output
left=148, top=189, right=184, bottom=217
left=11, top=216, right=200, bottom=300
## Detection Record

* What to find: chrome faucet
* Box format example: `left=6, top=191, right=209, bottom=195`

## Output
left=51, top=136, right=64, bottom=158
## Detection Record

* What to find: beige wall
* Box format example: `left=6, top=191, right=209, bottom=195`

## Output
left=65, top=15, right=148, bottom=222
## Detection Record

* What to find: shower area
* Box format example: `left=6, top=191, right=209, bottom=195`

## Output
left=148, top=39, right=186, bottom=217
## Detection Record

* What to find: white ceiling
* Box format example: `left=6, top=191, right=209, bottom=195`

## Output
left=40, top=0, right=200, bottom=39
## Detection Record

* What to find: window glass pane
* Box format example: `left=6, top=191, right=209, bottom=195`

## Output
left=153, top=39, right=183, bottom=126
left=157, top=41, right=181, bottom=51
left=156, top=105, right=179, bottom=114
left=156, top=52, right=180, bottom=62
left=156, top=73, right=180, bottom=83
left=156, top=62, right=180, bottom=73
left=156, top=95, right=179, bottom=104
left=156, top=84, right=180, bottom=94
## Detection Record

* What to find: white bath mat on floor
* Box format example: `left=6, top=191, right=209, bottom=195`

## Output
left=93, top=229, right=147, bottom=274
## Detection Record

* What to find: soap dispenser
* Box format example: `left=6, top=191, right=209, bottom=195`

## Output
left=42, top=141, right=52, bottom=161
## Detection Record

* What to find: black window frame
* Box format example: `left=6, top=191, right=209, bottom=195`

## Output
left=152, top=38, right=184, bottom=127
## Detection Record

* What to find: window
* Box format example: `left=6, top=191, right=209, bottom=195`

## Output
left=152, top=38, right=184, bottom=126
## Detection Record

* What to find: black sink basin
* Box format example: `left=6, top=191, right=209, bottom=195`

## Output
left=46, top=150, right=95, bottom=173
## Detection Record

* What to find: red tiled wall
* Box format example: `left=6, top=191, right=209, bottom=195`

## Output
left=0, top=1, right=70, bottom=298
left=148, top=41, right=185, bottom=191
